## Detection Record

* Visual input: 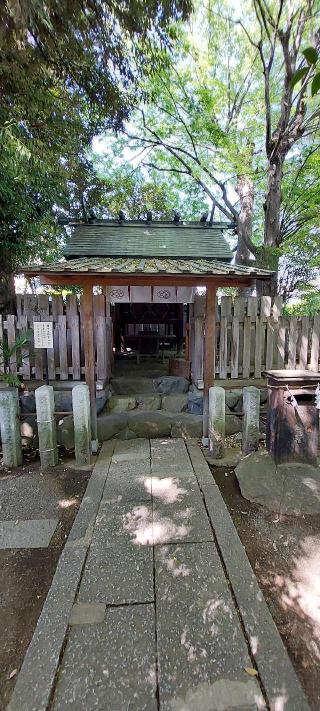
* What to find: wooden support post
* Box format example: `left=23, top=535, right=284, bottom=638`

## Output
left=175, top=304, right=184, bottom=356
left=203, top=284, right=217, bottom=441
left=82, top=283, right=98, bottom=444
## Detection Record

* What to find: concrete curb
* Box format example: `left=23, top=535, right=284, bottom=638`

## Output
left=186, top=440, right=311, bottom=711
left=7, top=442, right=115, bottom=711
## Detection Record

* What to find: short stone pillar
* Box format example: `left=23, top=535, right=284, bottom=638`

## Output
left=208, top=386, right=225, bottom=458
left=35, top=385, right=58, bottom=469
left=242, top=386, right=260, bottom=455
left=0, top=388, right=22, bottom=467
left=72, top=384, right=91, bottom=466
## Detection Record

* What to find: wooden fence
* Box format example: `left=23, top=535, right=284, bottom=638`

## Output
left=190, top=294, right=320, bottom=383
left=0, top=294, right=320, bottom=383
left=0, top=294, right=113, bottom=385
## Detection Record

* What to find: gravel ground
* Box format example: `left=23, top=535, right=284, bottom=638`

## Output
left=208, top=448, right=320, bottom=711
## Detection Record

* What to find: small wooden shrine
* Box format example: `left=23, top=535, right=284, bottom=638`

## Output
left=22, top=216, right=272, bottom=439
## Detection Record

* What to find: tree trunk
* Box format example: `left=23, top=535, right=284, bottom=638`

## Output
left=0, top=274, right=16, bottom=314
left=235, top=174, right=254, bottom=266
left=258, top=154, right=285, bottom=296
left=264, top=154, right=284, bottom=248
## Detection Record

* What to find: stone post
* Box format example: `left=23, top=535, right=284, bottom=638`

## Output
left=242, top=386, right=260, bottom=455
left=0, top=388, right=22, bottom=467
left=208, top=386, right=225, bottom=458
left=35, top=385, right=58, bottom=469
left=72, top=383, right=91, bottom=466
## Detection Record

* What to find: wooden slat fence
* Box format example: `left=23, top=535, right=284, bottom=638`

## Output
left=0, top=294, right=113, bottom=385
left=1, top=294, right=320, bottom=383
left=189, top=294, right=320, bottom=383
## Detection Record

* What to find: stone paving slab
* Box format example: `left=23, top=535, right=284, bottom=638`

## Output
left=95, top=500, right=154, bottom=547
left=67, top=441, right=114, bottom=545
left=0, top=518, right=58, bottom=549
left=108, top=458, right=151, bottom=477
left=155, top=542, right=264, bottom=710
left=103, top=471, right=152, bottom=503
left=153, top=497, right=213, bottom=545
left=151, top=461, right=195, bottom=476
left=78, top=542, right=154, bottom=605
left=9, top=437, right=311, bottom=711
left=151, top=438, right=193, bottom=476
left=0, top=476, right=65, bottom=521
left=151, top=473, right=199, bottom=504
left=112, top=438, right=150, bottom=462
left=52, top=604, right=157, bottom=711
left=69, top=602, right=106, bottom=625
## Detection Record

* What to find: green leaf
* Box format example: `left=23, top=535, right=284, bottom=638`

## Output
left=291, top=67, right=308, bottom=88
left=302, top=47, right=318, bottom=65
left=311, top=72, right=320, bottom=96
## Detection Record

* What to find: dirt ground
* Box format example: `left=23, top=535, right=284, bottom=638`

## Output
left=210, top=462, right=320, bottom=711
left=0, top=460, right=91, bottom=711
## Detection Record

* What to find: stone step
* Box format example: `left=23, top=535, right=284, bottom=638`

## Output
left=111, top=375, right=190, bottom=396
left=57, top=411, right=204, bottom=447
left=106, top=393, right=189, bottom=414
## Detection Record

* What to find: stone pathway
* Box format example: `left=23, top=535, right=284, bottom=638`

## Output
left=8, top=439, right=311, bottom=711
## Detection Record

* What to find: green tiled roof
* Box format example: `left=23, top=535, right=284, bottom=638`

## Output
left=63, top=221, right=234, bottom=261
left=23, top=256, right=272, bottom=279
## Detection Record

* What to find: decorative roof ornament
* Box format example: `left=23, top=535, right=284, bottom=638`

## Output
left=200, top=211, right=209, bottom=223
left=173, top=211, right=181, bottom=223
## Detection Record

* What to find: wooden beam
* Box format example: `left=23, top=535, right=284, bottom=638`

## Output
left=29, top=272, right=254, bottom=289
left=203, top=284, right=217, bottom=440
left=82, top=284, right=97, bottom=442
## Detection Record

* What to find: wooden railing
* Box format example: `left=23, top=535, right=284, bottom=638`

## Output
left=1, top=294, right=319, bottom=383
left=189, top=294, right=320, bottom=383
left=0, top=294, right=113, bottom=385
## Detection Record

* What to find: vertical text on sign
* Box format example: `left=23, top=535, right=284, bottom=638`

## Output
left=34, top=322, right=54, bottom=349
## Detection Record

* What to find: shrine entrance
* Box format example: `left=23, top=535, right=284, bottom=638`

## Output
left=109, top=284, right=194, bottom=376
left=113, top=302, right=185, bottom=364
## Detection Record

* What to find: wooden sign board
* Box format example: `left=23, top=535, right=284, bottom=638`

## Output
left=34, top=321, right=53, bottom=349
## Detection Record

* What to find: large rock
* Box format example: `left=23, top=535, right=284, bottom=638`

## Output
left=259, top=387, right=268, bottom=405
left=187, top=391, right=203, bottom=415
left=57, top=412, right=130, bottom=447
left=136, top=394, right=161, bottom=411
left=112, top=426, right=137, bottom=440
left=225, top=414, right=242, bottom=435
left=20, top=389, right=107, bottom=415
left=111, top=377, right=154, bottom=394
left=127, top=411, right=171, bottom=438
left=225, top=391, right=241, bottom=410
left=161, top=394, right=188, bottom=413
left=170, top=413, right=203, bottom=439
left=106, top=395, right=137, bottom=413
left=98, top=413, right=128, bottom=441
left=153, top=376, right=189, bottom=395
left=20, top=391, right=36, bottom=414
left=56, top=414, right=74, bottom=449
left=20, top=416, right=38, bottom=450
left=233, top=395, right=243, bottom=413
left=96, top=394, right=109, bottom=415
left=205, top=446, right=242, bottom=468
left=235, top=450, right=320, bottom=515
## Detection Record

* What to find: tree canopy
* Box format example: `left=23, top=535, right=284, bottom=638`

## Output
left=0, top=0, right=191, bottom=308
left=0, top=0, right=319, bottom=307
